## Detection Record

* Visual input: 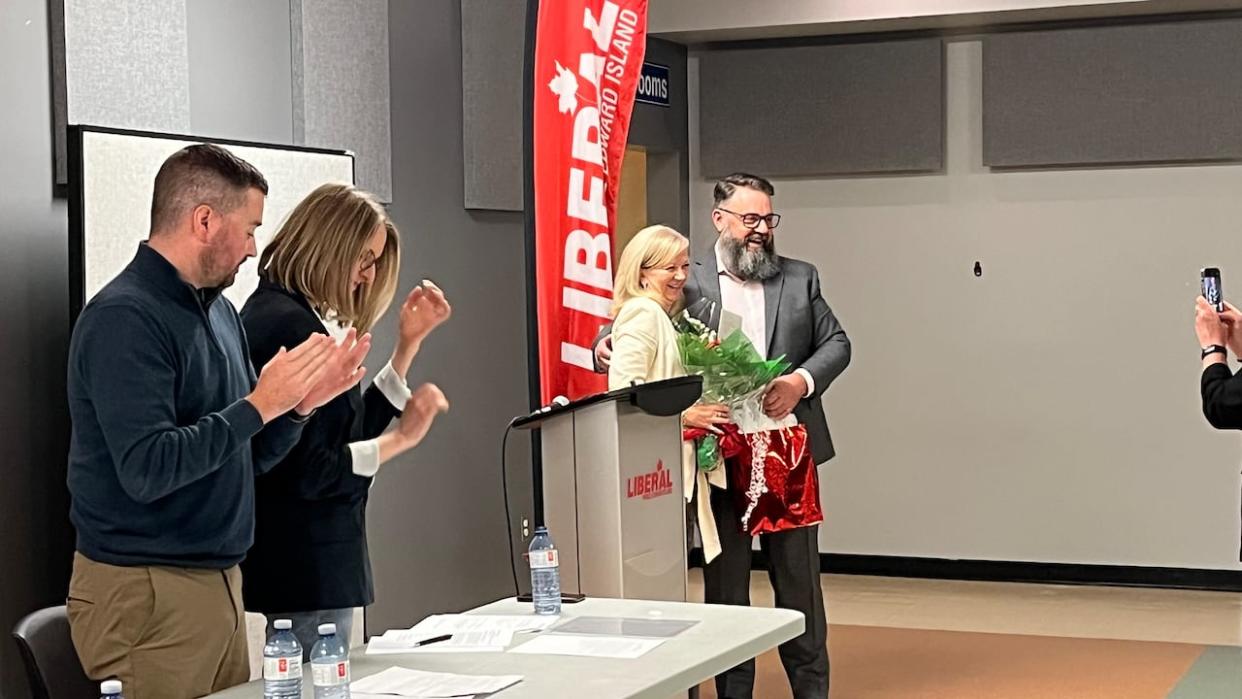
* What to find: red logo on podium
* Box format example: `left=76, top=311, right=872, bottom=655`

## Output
left=627, top=459, right=674, bottom=500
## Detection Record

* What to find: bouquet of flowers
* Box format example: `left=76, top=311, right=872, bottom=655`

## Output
left=674, top=300, right=823, bottom=535
left=672, top=305, right=788, bottom=470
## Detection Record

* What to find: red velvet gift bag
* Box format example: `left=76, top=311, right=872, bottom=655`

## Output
left=716, top=424, right=823, bottom=536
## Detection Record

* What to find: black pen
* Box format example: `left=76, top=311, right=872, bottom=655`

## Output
left=411, top=634, right=453, bottom=647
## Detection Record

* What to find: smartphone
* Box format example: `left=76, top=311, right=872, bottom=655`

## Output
left=1202, top=267, right=1224, bottom=313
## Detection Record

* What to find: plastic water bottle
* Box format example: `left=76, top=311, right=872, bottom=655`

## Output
left=310, top=623, right=351, bottom=699
left=263, top=618, right=303, bottom=698
left=100, top=680, right=123, bottom=699
left=529, top=525, right=562, bottom=615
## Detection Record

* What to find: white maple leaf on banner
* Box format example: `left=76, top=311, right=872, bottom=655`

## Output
left=548, top=61, right=578, bottom=114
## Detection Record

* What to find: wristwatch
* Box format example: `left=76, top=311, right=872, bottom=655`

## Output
left=1201, top=344, right=1227, bottom=360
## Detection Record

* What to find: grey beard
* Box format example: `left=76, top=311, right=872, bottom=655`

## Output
left=720, top=234, right=780, bottom=281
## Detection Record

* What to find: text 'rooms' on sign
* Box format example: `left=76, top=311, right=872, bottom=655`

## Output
left=636, top=62, right=670, bottom=107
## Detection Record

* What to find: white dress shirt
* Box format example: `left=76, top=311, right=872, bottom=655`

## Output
left=318, top=312, right=411, bottom=478
left=714, top=241, right=815, bottom=397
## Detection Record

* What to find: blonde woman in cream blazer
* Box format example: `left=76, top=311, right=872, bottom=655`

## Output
left=608, top=225, right=731, bottom=562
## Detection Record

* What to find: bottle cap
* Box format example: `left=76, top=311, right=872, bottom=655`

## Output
left=274, top=619, right=292, bottom=630
left=101, top=680, right=122, bottom=694
left=318, top=623, right=337, bottom=636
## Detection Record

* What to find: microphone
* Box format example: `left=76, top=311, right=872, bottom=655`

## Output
left=511, top=395, right=572, bottom=425
left=536, top=395, right=570, bottom=414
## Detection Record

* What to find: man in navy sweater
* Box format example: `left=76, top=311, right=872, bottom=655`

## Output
left=66, top=144, right=370, bottom=698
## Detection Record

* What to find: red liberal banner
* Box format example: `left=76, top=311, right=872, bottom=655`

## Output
left=532, top=0, right=648, bottom=404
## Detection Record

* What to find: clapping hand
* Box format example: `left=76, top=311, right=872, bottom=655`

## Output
left=399, top=280, right=451, bottom=348
left=295, top=328, right=372, bottom=415
left=394, top=383, right=450, bottom=449
left=392, top=280, right=451, bottom=376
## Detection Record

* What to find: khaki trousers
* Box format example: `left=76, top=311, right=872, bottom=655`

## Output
left=66, top=552, right=250, bottom=699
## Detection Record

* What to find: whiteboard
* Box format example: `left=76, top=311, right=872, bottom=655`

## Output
left=70, top=127, right=355, bottom=314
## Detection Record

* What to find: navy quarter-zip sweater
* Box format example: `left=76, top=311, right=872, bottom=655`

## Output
left=67, top=244, right=304, bottom=568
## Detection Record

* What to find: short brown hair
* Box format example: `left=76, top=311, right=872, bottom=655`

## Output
left=149, top=144, right=268, bottom=235
left=713, top=172, right=774, bottom=207
left=259, top=183, right=399, bottom=334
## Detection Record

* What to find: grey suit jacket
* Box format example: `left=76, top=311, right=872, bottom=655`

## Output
left=689, top=252, right=849, bottom=464
left=598, top=251, right=851, bottom=464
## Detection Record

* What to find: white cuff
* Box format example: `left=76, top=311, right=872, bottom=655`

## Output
left=349, top=439, right=381, bottom=477
left=374, top=361, right=412, bottom=410
left=795, top=368, right=815, bottom=398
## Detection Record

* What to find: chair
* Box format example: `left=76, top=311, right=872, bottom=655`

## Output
left=11, top=605, right=97, bottom=699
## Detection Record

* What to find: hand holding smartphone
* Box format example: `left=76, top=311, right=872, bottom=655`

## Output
left=1202, top=267, right=1224, bottom=313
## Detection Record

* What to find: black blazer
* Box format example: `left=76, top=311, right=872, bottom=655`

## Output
left=1201, top=362, right=1242, bottom=559
left=238, top=279, right=401, bottom=613
left=1202, top=363, right=1242, bottom=430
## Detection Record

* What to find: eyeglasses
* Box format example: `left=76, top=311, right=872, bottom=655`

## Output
left=358, top=250, right=377, bottom=273
left=717, top=208, right=780, bottom=230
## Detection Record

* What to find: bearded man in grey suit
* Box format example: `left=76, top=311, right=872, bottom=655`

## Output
left=596, top=172, right=850, bottom=698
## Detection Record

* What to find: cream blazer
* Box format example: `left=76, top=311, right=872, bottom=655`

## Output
left=608, top=296, right=727, bottom=562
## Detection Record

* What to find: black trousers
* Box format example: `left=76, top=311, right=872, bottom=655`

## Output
left=702, top=486, right=829, bottom=699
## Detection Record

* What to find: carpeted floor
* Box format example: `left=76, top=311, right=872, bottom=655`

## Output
left=697, top=625, right=1208, bottom=699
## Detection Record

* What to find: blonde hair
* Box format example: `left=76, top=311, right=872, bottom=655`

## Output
left=259, top=183, right=400, bottom=333
left=611, top=224, right=689, bottom=317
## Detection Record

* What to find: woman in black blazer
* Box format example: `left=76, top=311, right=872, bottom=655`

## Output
left=240, top=183, right=450, bottom=657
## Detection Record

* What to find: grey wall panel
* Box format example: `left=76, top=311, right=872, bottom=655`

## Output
left=49, top=0, right=68, bottom=187
left=1, top=0, right=75, bottom=695
left=51, top=0, right=192, bottom=184
left=292, top=0, right=393, bottom=201
left=698, top=39, right=944, bottom=178
left=461, top=0, right=524, bottom=211
left=62, top=0, right=192, bottom=129
left=983, top=20, right=1242, bottom=168
left=186, top=0, right=294, bottom=144
left=368, top=0, right=533, bottom=638
left=460, top=20, right=690, bottom=214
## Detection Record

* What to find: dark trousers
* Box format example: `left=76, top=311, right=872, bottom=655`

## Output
left=703, top=486, right=829, bottom=699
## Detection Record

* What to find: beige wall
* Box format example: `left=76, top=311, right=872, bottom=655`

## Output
left=688, top=39, right=1242, bottom=569
left=615, top=146, right=649, bottom=255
